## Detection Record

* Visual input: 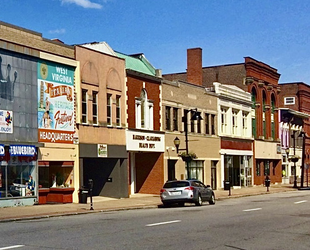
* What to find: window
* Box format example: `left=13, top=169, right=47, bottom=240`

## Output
left=107, top=93, right=112, bottom=126
left=190, top=110, right=195, bottom=133
left=221, top=107, right=228, bottom=134
left=256, top=161, right=261, bottom=176
left=232, top=109, right=238, bottom=135
left=205, top=113, right=210, bottom=135
left=242, top=112, right=248, bottom=136
left=92, top=91, right=98, bottom=125
left=165, top=106, right=171, bottom=131
left=188, top=160, right=204, bottom=181
left=264, top=161, right=270, bottom=176
left=135, top=89, right=153, bottom=130
left=82, top=89, right=87, bottom=123
left=284, top=97, right=295, bottom=105
left=197, top=114, right=201, bottom=134
left=211, top=114, right=215, bottom=135
left=173, top=108, right=178, bottom=131
left=116, top=95, right=121, bottom=126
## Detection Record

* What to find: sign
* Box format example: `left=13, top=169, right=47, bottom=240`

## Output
left=9, top=145, right=36, bottom=157
left=126, top=130, right=165, bottom=152
left=0, top=110, right=13, bottom=134
left=98, top=144, right=108, bottom=157
left=37, top=60, right=75, bottom=143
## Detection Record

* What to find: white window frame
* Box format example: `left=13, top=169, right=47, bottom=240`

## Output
left=284, top=97, right=295, bottom=105
left=135, top=89, right=153, bottom=130
left=107, top=93, right=112, bottom=126
left=82, top=89, right=88, bottom=124
left=92, top=91, right=98, bottom=125
left=221, top=107, right=228, bottom=134
left=232, top=109, right=238, bottom=135
left=242, top=112, right=248, bottom=136
left=116, top=95, right=121, bottom=127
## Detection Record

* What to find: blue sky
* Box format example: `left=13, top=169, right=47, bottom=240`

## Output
left=1, top=0, right=310, bottom=83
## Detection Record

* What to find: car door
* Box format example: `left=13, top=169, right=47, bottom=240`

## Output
left=195, top=181, right=208, bottom=201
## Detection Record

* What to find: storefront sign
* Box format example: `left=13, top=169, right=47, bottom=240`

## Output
left=126, top=130, right=165, bottom=152
left=0, top=110, right=13, bottom=134
left=0, top=145, right=4, bottom=156
left=98, top=144, right=108, bottom=157
left=37, top=60, right=75, bottom=143
left=9, top=145, right=36, bottom=157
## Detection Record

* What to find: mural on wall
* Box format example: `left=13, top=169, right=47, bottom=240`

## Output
left=37, top=60, right=75, bottom=143
left=0, top=55, right=18, bottom=101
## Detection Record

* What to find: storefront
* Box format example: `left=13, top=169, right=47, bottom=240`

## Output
left=127, top=130, right=165, bottom=195
left=0, top=144, right=38, bottom=207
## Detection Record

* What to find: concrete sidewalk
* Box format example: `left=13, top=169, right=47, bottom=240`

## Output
left=0, top=184, right=300, bottom=223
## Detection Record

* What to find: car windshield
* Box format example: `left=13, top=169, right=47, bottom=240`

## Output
left=163, top=181, right=190, bottom=188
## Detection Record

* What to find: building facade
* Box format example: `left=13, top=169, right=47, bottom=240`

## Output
left=162, top=79, right=220, bottom=189
left=164, top=48, right=282, bottom=186
left=75, top=43, right=128, bottom=198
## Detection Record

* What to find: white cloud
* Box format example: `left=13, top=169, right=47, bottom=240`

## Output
left=61, top=0, right=103, bottom=9
left=48, top=28, right=66, bottom=34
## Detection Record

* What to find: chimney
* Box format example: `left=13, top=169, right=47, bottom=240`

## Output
left=187, top=48, right=202, bottom=86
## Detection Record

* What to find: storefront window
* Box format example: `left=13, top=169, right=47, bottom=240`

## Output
left=188, top=160, right=204, bottom=181
left=0, top=160, right=36, bottom=198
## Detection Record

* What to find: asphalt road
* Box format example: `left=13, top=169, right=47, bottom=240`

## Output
left=1, top=191, right=309, bottom=250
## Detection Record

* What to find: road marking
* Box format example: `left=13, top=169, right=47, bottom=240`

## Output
left=243, top=208, right=262, bottom=212
left=146, top=220, right=181, bottom=227
left=294, top=200, right=307, bottom=204
left=0, top=245, right=24, bottom=250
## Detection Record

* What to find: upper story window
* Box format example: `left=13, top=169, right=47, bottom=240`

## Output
left=190, top=110, right=195, bottom=133
left=221, top=107, right=228, bottom=134
left=82, top=89, right=87, bottom=124
left=205, top=113, right=210, bottom=135
left=165, top=106, right=171, bottom=131
left=284, top=97, right=295, bottom=105
left=211, top=114, right=215, bottom=135
left=173, top=108, right=178, bottom=131
left=232, top=109, right=238, bottom=135
left=116, top=95, right=121, bottom=127
left=107, top=93, right=112, bottom=126
left=242, top=112, right=248, bottom=136
left=92, top=91, right=98, bottom=125
left=135, top=89, right=153, bottom=130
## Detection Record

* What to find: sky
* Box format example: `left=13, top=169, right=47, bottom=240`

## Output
left=1, top=0, right=310, bottom=83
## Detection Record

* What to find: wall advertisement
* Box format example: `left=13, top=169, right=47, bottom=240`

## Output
left=0, top=110, right=13, bottom=134
left=37, top=60, right=75, bottom=143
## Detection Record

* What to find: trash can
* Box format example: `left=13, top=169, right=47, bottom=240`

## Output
left=79, top=187, right=88, bottom=204
left=265, top=179, right=271, bottom=187
left=223, top=181, right=230, bottom=190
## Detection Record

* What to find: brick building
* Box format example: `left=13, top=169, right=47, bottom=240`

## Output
left=164, top=48, right=282, bottom=186
left=278, top=82, right=310, bottom=187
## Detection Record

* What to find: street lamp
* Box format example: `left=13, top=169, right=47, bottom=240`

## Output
left=298, top=130, right=307, bottom=188
left=173, top=109, right=203, bottom=179
left=290, top=131, right=298, bottom=188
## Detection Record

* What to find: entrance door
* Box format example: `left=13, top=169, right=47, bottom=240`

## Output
left=168, top=160, right=177, bottom=181
left=211, top=161, right=217, bottom=190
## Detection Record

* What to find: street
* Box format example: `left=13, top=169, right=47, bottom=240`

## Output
left=0, top=191, right=309, bottom=250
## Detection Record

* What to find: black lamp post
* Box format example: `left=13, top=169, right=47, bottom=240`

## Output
left=298, top=130, right=307, bottom=188
left=173, top=109, right=203, bottom=180
left=290, top=131, right=298, bottom=188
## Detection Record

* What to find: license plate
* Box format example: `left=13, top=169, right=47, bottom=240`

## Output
left=171, top=191, right=181, bottom=196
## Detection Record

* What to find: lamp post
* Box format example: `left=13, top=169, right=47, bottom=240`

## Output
left=290, top=131, right=298, bottom=188
left=298, top=130, right=308, bottom=188
left=173, top=109, right=202, bottom=180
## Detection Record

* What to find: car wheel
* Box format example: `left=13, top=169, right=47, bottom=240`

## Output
left=209, top=193, right=215, bottom=205
left=162, top=202, right=170, bottom=207
left=178, top=202, right=185, bottom=207
left=195, top=195, right=203, bottom=206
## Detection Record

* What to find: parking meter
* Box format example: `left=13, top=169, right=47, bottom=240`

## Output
left=88, top=179, right=94, bottom=210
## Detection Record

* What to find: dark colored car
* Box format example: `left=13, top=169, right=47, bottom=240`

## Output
left=160, top=179, right=215, bottom=207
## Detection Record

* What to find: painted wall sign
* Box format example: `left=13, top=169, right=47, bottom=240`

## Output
left=37, top=60, right=75, bottom=143
left=98, top=144, right=108, bottom=157
left=0, top=110, right=13, bottom=133
left=126, top=130, right=165, bottom=152
left=10, top=145, right=36, bottom=157
left=0, top=144, right=5, bottom=156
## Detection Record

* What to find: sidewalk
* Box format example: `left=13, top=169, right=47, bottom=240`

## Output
left=0, top=184, right=300, bottom=222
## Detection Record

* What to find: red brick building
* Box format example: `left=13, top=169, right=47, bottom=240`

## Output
left=164, top=48, right=282, bottom=186
left=279, top=82, right=310, bottom=187
left=116, top=52, right=164, bottom=195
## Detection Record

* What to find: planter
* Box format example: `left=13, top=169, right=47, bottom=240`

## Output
left=181, top=155, right=193, bottom=162
left=47, top=187, right=75, bottom=203
left=38, top=188, right=50, bottom=204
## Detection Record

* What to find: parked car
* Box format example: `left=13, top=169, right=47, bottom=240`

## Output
left=160, top=179, right=215, bottom=207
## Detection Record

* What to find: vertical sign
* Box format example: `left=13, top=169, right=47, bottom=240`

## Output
left=37, top=60, right=75, bottom=143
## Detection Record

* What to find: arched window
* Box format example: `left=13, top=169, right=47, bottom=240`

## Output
left=263, top=91, right=267, bottom=138
left=135, top=89, right=153, bottom=130
left=271, top=94, right=276, bottom=140
left=251, top=88, right=257, bottom=139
